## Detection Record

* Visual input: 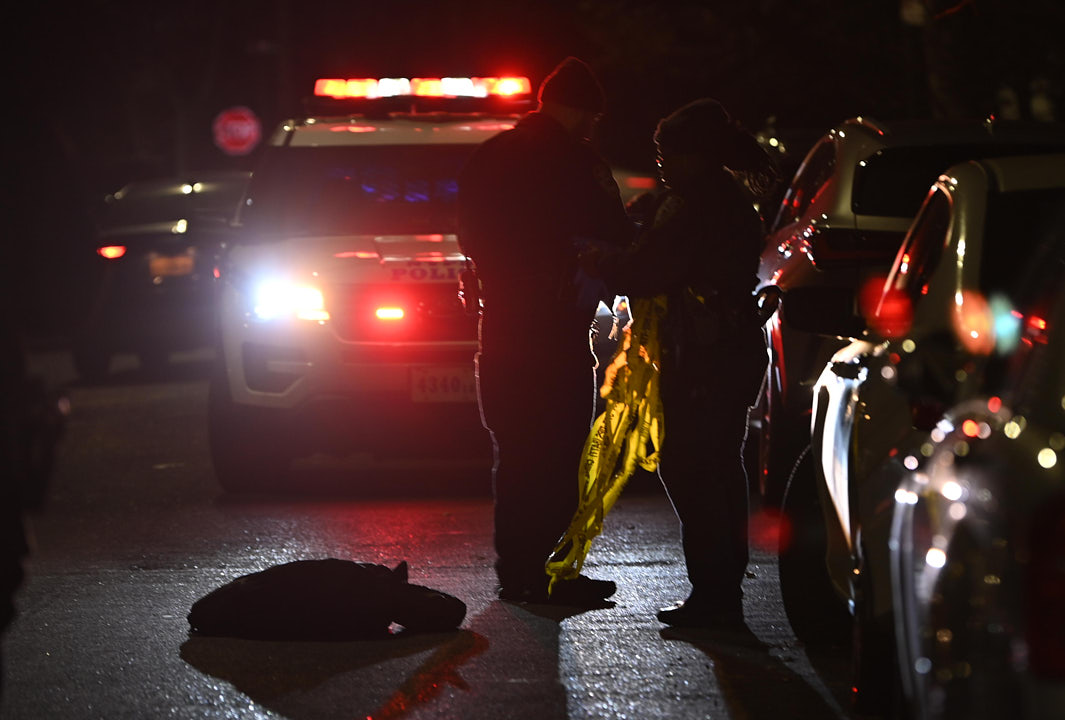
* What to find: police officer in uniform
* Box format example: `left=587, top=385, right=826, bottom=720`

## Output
left=592, top=99, right=774, bottom=626
left=459, top=57, right=634, bottom=604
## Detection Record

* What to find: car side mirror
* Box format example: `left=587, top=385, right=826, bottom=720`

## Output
left=780, top=286, right=866, bottom=338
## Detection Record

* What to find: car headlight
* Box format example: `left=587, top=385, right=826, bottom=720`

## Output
left=252, top=280, right=330, bottom=322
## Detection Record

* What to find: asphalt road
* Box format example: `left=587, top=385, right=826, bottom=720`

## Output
left=2, top=349, right=852, bottom=719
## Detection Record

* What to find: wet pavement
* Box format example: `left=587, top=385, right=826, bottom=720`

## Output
left=1, top=350, right=852, bottom=718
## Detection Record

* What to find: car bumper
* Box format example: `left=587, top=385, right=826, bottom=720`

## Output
left=217, top=285, right=486, bottom=456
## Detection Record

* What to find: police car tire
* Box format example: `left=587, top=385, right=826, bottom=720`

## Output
left=207, top=367, right=292, bottom=493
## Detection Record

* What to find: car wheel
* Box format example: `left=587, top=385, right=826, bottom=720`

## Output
left=778, top=446, right=850, bottom=647
left=207, top=365, right=293, bottom=493
left=72, top=341, right=112, bottom=383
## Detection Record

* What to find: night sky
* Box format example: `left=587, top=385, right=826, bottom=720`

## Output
left=8, top=1, right=1063, bottom=183
left=3, top=0, right=1062, bottom=336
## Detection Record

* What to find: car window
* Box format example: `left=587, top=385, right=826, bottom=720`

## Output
left=981, top=188, right=1065, bottom=301
left=239, top=144, right=480, bottom=237
left=103, top=177, right=249, bottom=227
left=983, top=196, right=1065, bottom=391
left=888, top=188, right=951, bottom=303
left=770, top=139, right=835, bottom=231
left=853, top=144, right=1065, bottom=218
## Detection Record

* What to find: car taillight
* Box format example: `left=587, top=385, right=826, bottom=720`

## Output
left=97, top=245, right=127, bottom=259
left=1027, top=494, right=1065, bottom=679
left=375, top=306, right=405, bottom=321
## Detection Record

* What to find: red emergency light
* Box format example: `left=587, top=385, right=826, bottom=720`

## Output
left=97, top=245, right=127, bottom=260
left=375, top=306, right=405, bottom=321
left=314, top=76, right=531, bottom=100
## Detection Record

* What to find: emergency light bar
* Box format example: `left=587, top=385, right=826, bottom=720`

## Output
left=314, top=76, right=532, bottom=100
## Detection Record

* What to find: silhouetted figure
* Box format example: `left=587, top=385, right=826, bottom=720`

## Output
left=459, top=57, right=634, bottom=604
left=593, top=99, right=773, bottom=627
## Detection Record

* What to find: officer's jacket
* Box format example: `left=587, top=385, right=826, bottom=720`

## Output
left=599, top=168, right=766, bottom=390
left=458, top=112, right=633, bottom=357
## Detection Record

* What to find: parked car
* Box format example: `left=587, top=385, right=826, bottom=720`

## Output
left=753, top=117, right=1065, bottom=508
left=890, top=226, right=1065, bottom=718
left=73, top=171, right=250, bottom=380
left=778, top=153, right=1065, bottom=715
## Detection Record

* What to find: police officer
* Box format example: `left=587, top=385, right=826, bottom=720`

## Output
left=592, top=99, right=774, bottom=626
left=459, top=57, right=634, bottom=604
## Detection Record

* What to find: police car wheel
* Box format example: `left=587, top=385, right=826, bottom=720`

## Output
left=207, top=366, right=293, bottom=493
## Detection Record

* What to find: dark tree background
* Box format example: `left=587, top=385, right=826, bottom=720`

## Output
left=3, top=0, right=1062, bottom=339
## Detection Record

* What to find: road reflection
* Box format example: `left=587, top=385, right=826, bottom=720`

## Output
left=660, top=623, right=848, bottom=719
left=180, top=629, right=487, bottom=719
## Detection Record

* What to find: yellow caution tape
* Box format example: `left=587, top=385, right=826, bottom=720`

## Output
left=545, top=295, right=667, bottom=594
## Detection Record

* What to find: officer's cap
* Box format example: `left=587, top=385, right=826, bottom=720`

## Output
left=538, top=57, right=605, bottom=114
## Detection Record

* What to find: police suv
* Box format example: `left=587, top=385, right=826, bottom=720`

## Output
left=209, top=76, right=532, bottom=492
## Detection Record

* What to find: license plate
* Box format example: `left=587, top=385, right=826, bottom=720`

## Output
left=149, top=251, right=195, bottom=277
left=410, top=366, right=477, bottom=403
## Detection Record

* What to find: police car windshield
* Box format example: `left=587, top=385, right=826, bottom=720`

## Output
left=240, top=144, right=478, bottom=237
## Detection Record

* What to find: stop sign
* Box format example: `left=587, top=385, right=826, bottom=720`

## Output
left=213, top=106, right=261, bottom=156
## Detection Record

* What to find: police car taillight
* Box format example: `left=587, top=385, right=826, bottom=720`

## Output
left=97, top=245, right=127, bottom=260
left=313, top=76, right=531, bottom=100
left=375, top=306, right=405, bottom=321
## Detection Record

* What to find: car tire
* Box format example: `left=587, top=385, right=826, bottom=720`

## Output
left=778, top=446, right=850, bottom=648
left=207, top=364, right=293, bottom=493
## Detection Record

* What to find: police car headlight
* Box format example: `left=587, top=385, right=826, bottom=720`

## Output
left=252, top=280, right=330, bottom=322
